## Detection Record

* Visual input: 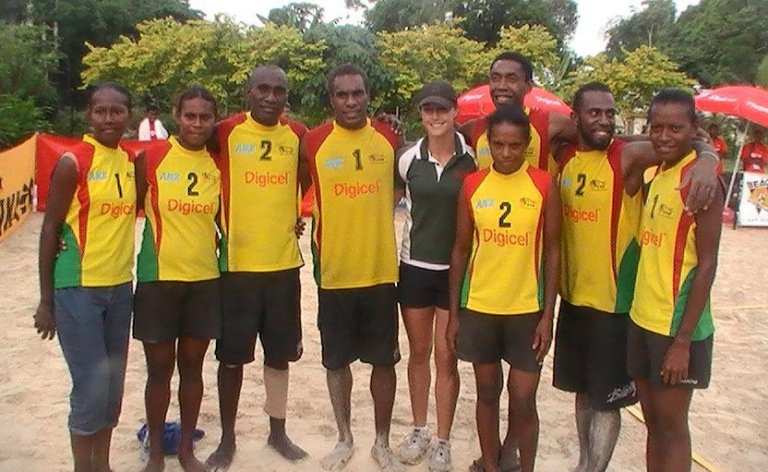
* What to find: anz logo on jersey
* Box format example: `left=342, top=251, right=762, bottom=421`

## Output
left=324, top=157, right=344, bottom=169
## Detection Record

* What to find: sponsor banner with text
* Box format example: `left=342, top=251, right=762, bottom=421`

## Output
left=0, top=135, right=36, bottom=242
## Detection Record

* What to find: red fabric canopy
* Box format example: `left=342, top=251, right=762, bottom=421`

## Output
left=695, top=85, right=768, bottom=128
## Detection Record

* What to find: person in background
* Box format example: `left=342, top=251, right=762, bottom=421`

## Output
left=138, top=104, right=169, bottom=141
left=740, top=127, right=768, bottom=173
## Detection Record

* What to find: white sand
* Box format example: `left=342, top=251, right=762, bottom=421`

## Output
left=0, top=211, right=766, bottom=471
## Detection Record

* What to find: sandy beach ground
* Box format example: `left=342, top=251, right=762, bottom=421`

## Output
left=0, top=211, right=766, bottom=471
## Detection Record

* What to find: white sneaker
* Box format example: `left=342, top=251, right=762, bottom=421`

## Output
left=428, top=439, right=452, bottom=472
left=397, top=427, right=430, bottom=464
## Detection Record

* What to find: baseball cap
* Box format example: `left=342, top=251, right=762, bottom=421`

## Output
left=417, top=80, right=457, bottom=109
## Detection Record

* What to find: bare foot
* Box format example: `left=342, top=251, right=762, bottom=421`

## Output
left=205, top=441, right=236, bottom=471
left=371, top=442, right=405, bottom=472
left=141, top=457, right=165, bottom=472
left=320, top=440, right=354, bottom=471
left=268, top=432, right=309, bottom=462
left=178, top=453, right=208, bottom=472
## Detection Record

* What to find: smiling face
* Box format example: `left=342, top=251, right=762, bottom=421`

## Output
left=488, top=121, right=530, bottom=174
left=489, top=59, right=532, bottom=108
left=420, top=103, right=457, bottom=139
left=247, top=67, right=288, bottom=126
left=175, top=96, right=216, bottom=151
left=330, top=73, right=369, bottom=130
left=574, top=90, right=616, bottom=151
left=87, top=88, right=131, bottom=148
left=649, top=102, right=697, bottom=163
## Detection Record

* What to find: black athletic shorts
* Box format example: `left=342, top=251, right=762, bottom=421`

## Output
left=627, top=320, right=713, bottom=390
left=553, top=300, right=638, bottom=410
left=457, top=309, right=542, bottom=372
left=398, top=263, right=449, bottom=310
left=317, top=283, right=401, bottom=370
left=215, top=269, right=303, bottom=366
left=133, top=279, right=221, bottom=342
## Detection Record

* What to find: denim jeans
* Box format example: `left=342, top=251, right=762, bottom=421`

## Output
left=54, top=282, right=133, bottom=435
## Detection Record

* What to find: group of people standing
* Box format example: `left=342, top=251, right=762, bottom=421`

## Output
left=33, top=50, right=723, bottom=472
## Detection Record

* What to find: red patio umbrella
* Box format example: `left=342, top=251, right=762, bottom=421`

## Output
left=456, top=84, right=572, bottom=124
left=695, top=85, right=768, bottom=222
left=694, top=85, right=768, bottom=128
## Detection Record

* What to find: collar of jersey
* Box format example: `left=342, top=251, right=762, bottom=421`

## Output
left=490, top=160, right=529, bottom=179
left=246, top=112, right=281, bottom=132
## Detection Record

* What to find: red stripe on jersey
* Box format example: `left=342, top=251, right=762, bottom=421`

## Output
left=304, top=122, right=335, bottom=254
left=606, top=139, right=626, bottom=281
left=144, top=141, right=172, bottom=254
left=74, top=143, right=95, bottom=256
left=528, top=108, right=551, bottom=170
left=463, top=169, right=491, bottom=286
left=557, top=144, right=577, bottom=179
left=371, top=119, right=400, bottom=150
left=527, top=165, right=551, bottom=281
left=215, top=113, right=248, bottom=239
left=671, top=159, right=697, bottom=301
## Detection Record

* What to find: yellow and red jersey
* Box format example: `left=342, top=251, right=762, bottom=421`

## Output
left=54, top=134, right=136, bottom=288
left=460, top=163, right=552, bottom=314
left=137, top=137, right=220, bottom=282
left=216, top=112, right=306, bottom=272
left=467, top=108, right=555, bottom=175
left=631, top=151, right=715, bottom=340
left=305, top=119, right=399, bottom=289
left=558, top=140, right=643, bottom=313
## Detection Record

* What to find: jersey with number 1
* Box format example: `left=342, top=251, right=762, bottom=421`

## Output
left=216, top=112, right=306, bottom=273
left=305, top=119, right=399, bottom=289
left=137, top=137, right=220, bottom=282
left=460, top=163, right=552, bottom=315
left=54, top=134, right=136, bottom=288
left=631, top=151, right=715, bottom=340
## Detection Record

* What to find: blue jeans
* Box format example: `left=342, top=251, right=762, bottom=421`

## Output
left=55, top=283, right=133, bottom=435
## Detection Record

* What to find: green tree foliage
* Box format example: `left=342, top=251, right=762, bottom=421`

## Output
left=604, top=0, right=768, bottom=86
left=82, top=17, right=326, bottom=116
left=260, top=2, right=326, bottom=32
left=0, top=22, right=59, bottom=146
left=664, top=0, right=768, bottom=85
left=377, top=22, right=484, bottom=110
left=562, top=46, right=692, bottom=125
left=755, top=55, right=768, bottom=88
left=489, top=25, right=561, bottom=87
left=0, top=22, right=60, bottom=106
left=605, top=0, right=676, bottom=58
left=364, top=0, right=577, bottom=49
left=0, top=95, right=50, bottom=149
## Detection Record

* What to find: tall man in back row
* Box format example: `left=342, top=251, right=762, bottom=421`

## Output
left=300, top=64, right=405, bottom=472
left=206, top=65, right=308, bottom=470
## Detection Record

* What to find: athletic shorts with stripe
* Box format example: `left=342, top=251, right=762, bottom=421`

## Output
left=215, top=269, right=303, bottom=367
left=318, top=283, right=401, bottom=370
left=553, top=300, right=638, bottom=410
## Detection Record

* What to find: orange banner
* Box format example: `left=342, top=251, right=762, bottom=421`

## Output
left=0, top=135, right=36, bottom=242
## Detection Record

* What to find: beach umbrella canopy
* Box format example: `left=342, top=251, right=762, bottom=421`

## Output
left=456, top=84, right=572, bottom=124
left=694, top=85, right=768, bottom=128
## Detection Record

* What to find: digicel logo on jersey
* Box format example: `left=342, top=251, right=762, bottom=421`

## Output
left=334, top=181, right=381, bottom=198
left=100, top=203, right=134, bottom=218
left=483, top=229, right=530, bottom=247
left=639, top=228, right=665, bottom=247
left=244, top=171, right=289, bottom=187
left=167, top=199, right=215, bottom=215
left=563, top=203, right=600, bottom=223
